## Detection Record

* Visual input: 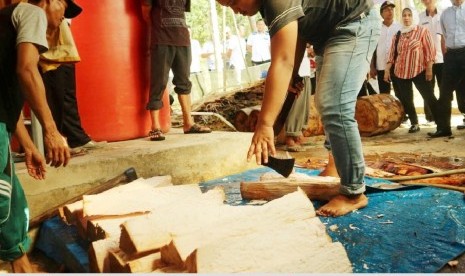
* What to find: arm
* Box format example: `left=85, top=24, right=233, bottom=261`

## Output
left=422, top=29, right=436, bottom=81
left=247, top=21, right=299, bottom=164
left=14, top=114, right=46, bottom=180
left=384, top=36, right=397, bottom=82
left=16, top=42, right=70, bottom=167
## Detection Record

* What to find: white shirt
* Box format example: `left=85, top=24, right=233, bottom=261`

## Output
left=226, top=35, right=246, bottom=70
left=190, top=38, right=202, bottom=73
left=376, top=21, right=401, bottom=71
left=441, top=2, right=465, bottom=49
left=246, top=31, right=271, bottom=62
left=419, top=9, right=444, bottom=63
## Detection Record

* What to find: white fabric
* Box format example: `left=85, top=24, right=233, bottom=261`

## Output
left=246, top=31, right=271, bottom=62
left=190, top=38, right=202, bottom=73
left=226, top=35, right=246, bottom=70
left=375, top=21, right=401, bottom=71
left=441, top=2, right=465, bottom=49
left=419, top=9, right=444, bottom=63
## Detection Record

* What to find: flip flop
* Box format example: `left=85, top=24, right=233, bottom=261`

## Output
left=148, top=129, right=165, bottom=141
left=184, top=124, right=212, bottom=134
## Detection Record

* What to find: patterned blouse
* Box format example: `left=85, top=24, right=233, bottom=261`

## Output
left=387, top=25, right=436, bottom=80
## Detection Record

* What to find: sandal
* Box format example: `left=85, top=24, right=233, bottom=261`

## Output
left=148, top=129, right=165, bottom=141
left=184, top=124, right=212, bottom=134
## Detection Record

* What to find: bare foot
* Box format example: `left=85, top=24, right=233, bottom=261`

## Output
left=285, top=136, right=299, bottom=147
left=11, top=254, right=35, bottom=273
left=316, top=194, right=368, bottom=217
left=319, top=152, right=339, bottom=177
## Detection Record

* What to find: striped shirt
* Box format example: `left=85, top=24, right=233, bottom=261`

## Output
left=387, top=25, right=436, bottom=80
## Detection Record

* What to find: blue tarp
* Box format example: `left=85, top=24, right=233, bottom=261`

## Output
left=200, top=167, right=465, bottom=273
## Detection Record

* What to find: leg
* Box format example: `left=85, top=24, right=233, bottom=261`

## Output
left=413, top=70, right=437, bottom=124
left=376, top=70, right=391, bottom=94
left=147, top=45, right=173, bottom=135
left=430, top=51, right=464, bottom=136
left=42, top=67, right=65, bottom=133
left=285, top=77, right=310, bottom=148
left=172, top=46, right=211, bottom=133
left=0, top=125, right=33, bottom=272
left=314, top=9, right=380, bottom=217
left=396, top=78, right=418, bottom=126
left=455, top=78, right=465, bottom=129
left=60, top=64, right=92, bottom=148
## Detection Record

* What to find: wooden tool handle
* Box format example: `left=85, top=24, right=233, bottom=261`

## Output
left=400, top=182, right=465, bottom=192
left=379, top=168, right=465, bottom=182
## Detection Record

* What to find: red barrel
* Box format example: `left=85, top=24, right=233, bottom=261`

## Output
left=72, top=0, right=171, bottom=141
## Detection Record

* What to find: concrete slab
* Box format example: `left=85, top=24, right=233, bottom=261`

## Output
left=15, top=129, right=258, bottom=220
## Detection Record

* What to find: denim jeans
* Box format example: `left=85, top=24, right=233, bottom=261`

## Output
left=314, top=8, right=380, bottom=195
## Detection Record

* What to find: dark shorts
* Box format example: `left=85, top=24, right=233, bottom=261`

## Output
left=146, top=45, right=192, bottom=110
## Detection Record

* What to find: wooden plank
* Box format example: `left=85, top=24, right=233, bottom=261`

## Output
left=108, top=249, right=161, bottom=273
left=83, top=183, right=199, bottom=217
left=86, top=213, right=147, bottom=242
left=240, top=177, right=341, bottom=201
left=160, top=189, right=319, bottom=268
left=119, top=187, right=226, bottom=255
left=88, top=239, right=119, bottom=273
left=193, top=219, right=352, bottom=273
left=63, top=176, right=173, bottom=225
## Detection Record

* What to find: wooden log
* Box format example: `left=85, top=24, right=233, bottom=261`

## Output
left=240, top=177, right=341, bottom=201
left=119, top=187, right=226, bottom=255
left=161, top=189, right=319, bottom=268
left=247, top=105, right=261, bottom=132
left=193, top=219, right=352, bottom=273
left=355, top=93, right=404, bottom=137
left=108, top=249, right=162, bottom=273
left=82, top=182, right=196, bottom=217
left=233, top=106, right=253, bottom=132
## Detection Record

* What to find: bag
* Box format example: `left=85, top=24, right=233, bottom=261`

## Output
left=391, top=31, right=401, bottom=74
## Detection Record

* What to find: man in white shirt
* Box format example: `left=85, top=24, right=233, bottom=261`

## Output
left=420, top=0, right=444, bottom=124
left=224, top=26, right=246, bottom=85
left=247, top=19, right=271, bottom=66
left=428, top=0, right=465, bottom=137
left=370, top=1, right=401, bottom=96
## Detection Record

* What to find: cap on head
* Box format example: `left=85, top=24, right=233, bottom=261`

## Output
left=64, top=0, right=82, bottom=19
left=380, top=1, right=395, bottom=13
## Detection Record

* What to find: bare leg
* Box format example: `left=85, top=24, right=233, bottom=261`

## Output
left=319, top=152, right=339, bottom=177
left=150, top=109, right=162, bottom=131
left=316, top=194, right=368, bottom=217
left=178, top=93, right=210, bottom=133
left=11, top=254, right=35, bottom=273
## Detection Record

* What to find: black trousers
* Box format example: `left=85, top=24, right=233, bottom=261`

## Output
left=436, top=49, right=465, bottom=131
left=423, top=63, right=443, bottom=122
left=42, top=64, right=91, bottom=148
left=396, top=71, right=437, bottom=125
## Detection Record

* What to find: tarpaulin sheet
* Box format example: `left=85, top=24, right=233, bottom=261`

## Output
left=200, top=167, right=465, bottom=273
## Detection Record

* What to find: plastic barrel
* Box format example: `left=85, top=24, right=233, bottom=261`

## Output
left=71, top=0, right=171, bottom=142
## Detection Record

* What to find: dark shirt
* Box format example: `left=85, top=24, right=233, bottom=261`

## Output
left=150, top=0, right=190, bottom=47
left=260, top=0, right=373, bottom=54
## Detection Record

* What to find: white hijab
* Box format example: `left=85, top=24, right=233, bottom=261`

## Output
left=401, top=7, right=418, bottom=33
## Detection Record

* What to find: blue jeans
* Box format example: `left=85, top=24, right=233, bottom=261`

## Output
left=314, top=9, right=380, bottom=195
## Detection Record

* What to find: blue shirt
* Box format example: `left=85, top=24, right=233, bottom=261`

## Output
left=441, top=2, right=465, bottom=49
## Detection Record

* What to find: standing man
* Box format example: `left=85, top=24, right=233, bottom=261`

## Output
left=428, top=0, right=465, bottom=138
left=419, top=0, right=443, bottom=124
left=370, top=1, right=401, bottom=95
left=247, top=19, right=271, bottom=66
left=141, top=0, right=211, bottom=141
left=223, top=26, right=246, bottom=86
left=0, top=0, right=75, bottom=271
left=217, top=0, right=380, bottom=217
